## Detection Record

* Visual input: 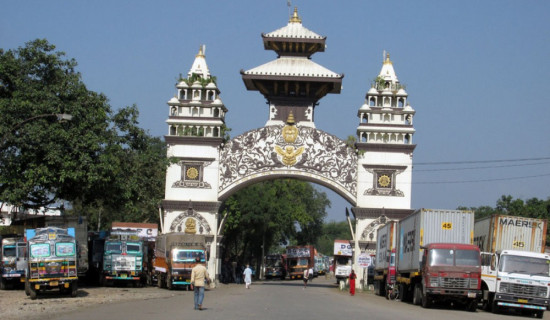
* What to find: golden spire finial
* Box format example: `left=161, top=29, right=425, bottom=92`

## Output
left=289, top=7, right=302, bottom=23
left=384, top=52, right=392, bottom=65
left=196, top=45, right=205, bottom=58
left=286, top=111, right=296, bottom=124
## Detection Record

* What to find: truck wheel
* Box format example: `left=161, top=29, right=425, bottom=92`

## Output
left=412, top=284, right=422, bottom=305
left=166, top=274, right=173, bottom=290
left=535, top=311, right=544, bottom=319
left=421, top=291, right=432, bottom=308
left=29, top=285, right=38, bottom=300
left=466, top=299, right=477, bottom=312
left=70, top=282, right=78, bottom=297
left=491, top=298, right=499, bottom=314
left=398, top=283, right=406, bottom=301
left=24, top=280, right=30, bottom=296
left=0, top=278, right=6, bottom=290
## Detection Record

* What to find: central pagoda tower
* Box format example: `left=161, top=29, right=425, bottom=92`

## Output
left=241, top=8, right=343, bottom=127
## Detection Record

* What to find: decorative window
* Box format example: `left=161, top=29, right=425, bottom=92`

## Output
left=363, top=165, right=406, bottom=197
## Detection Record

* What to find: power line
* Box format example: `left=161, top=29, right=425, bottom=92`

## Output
left=413, top=161, right=550, bottom=172
left=413, top=172, right=550, bottom=185
left=414, top=156, right=550, bottom=166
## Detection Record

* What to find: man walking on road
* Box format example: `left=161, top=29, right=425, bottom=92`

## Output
left=243, top=264, right=253, bottom=289
left=191, top=256, right=210, bottom=310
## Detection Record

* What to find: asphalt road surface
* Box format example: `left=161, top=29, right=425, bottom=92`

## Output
left=54, top=277, right=547, bottom=320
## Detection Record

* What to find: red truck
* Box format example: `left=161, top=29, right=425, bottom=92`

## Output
left=286, top=245, right=315, bottom=280
left=394, top=209, right=481, bottom=311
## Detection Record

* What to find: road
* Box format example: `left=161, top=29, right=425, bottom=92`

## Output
left=54, top=277, right=545, bottom=320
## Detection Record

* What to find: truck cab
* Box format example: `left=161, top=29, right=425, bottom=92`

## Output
left=481, top=250, right=550, bottom=318
left=1, top=235, right=27, bottom=289
left=418, top=243, right=481, bottom=310
left=334, top=255, right=352, bottom=283
left=101, top=234, right=145, bottom=286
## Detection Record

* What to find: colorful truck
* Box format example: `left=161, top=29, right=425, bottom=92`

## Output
left=25, top=227, right=78, bottom=299
left=153, top=233, right=208, bottom=289
left=0, top=235, right=27, bottom=289
left=395, top=209, right=481, bottom=311
left=286, top=245, right=315, bottom=280
left=99, top=232, right=146, bottom=286
left=373, top=221, right=397, bottom=297
left=333, top=240, right=352, bottom=284
left=475, top=214, right=549, bottom=318
left=264, top=254, right=286, bottom=280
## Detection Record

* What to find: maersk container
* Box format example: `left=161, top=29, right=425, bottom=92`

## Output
left=396, top=209, right=474, bottom=273
left=474, top=214, right=547, bottom=253
left=375, top=221, right=397, bottom=271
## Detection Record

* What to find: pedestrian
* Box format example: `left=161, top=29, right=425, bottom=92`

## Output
left=349, top=269, right=357, bottom=296
left=243, top=264, right=253, bottom=289
left=303, top=268, right=309, bottom=288
left=190, top=256, right=210, bottom=310
left=308, top=265, right=314, bottom=282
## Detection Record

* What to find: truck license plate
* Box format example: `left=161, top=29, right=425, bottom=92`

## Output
left=518, top=299, right=528, bottom=303
left=467, top=292, right=476, bottom=298
left=49, top=281, right=59, bottom=286
left=121, top=274, right=127, bottom=279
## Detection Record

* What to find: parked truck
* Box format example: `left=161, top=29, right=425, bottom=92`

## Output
left=373, top=221, right=397, bottom=297
left=153, top=233, right=208, bottom=290
left=25, top=227, right=78, bottom=299
left=264, top=254, right=286, bottom=280
left=333, top=240, right=352, bottom=284
left=99, top=232, right=147, bottom=286
left=395, top=209, right=481, bottom=311
left=0, top=234, right=27, bottom=289
left=286, top=245, right=315, bottom=280
left=474, top=214, right=549, bottom=318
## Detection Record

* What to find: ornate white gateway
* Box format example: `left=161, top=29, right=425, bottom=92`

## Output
left=161, top=8, right=416, bottom=288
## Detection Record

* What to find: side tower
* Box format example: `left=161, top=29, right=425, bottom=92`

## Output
left=354, top=53, right=416, bottom=250
left=162, top=46, right=226, bottom=276
left=241, top=8, right=343, bottom=127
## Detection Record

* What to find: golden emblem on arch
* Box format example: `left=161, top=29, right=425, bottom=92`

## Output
left=275, top=145, right=304, bottom=166
left=282, top=112, right=299, bottom=143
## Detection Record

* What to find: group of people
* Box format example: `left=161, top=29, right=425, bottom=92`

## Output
left=190, top=258, right=254, bottom=311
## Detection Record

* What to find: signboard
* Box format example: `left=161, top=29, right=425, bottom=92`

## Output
left=286, top=247, right=311, bottom=258
left=358, top=253, right=372, bottom=268
left=111, top=226, right=158, bottom=241
left=333, top=240, right=352, bottom=256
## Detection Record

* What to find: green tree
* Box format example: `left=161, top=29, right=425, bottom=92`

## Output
left=220, top=179, right=329, bottom=270
left=317, top=221, right=353, bottom=256
left=0, top=39, right=170, bottom=227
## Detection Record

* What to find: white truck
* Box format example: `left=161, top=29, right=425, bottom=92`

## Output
left=373, top=221, right=397, bottom=297
left=474, top=214, right=549, bottom=318
left=333, top=239, right=352, bottom=283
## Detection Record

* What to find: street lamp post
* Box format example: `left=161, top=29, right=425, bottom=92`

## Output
left=0, top=113, right=73, bottom=148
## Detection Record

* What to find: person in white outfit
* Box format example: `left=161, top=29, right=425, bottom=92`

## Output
left=243, top=264, right=253, bottom=289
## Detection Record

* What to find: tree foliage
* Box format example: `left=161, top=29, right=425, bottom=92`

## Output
left=219, top=179, right=329, bottom=266
left=0, top=39, right=170, bottom=228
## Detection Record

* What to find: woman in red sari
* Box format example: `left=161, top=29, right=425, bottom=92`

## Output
left=349, top=269, right=357, bottom=296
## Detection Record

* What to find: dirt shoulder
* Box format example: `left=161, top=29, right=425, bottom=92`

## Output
left=0, top=284, right=186, bottom=320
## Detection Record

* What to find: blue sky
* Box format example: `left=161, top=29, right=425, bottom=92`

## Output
left=2, top=1, right=549, bottom=222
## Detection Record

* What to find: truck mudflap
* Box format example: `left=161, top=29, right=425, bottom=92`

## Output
left=495, top=293, right=549, bottom=310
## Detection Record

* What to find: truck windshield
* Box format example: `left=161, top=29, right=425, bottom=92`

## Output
left=126, top=242, right=141, bottom=253
left=30, top=243, right=50, bottom=258
left=3, top=245, right=16, bottom=257
left=55, top=242, right=76, bottom=257
left=266, top=258, right=282, bottom=267
left=105, top=242, right=122, bottom=253
left=429, top=249, right=480, bottom=267
left=336, top=257, right=351, bottom=265
left=499, top=255, right=550, bottom=276
left=173, top=249, right=203, bottom=262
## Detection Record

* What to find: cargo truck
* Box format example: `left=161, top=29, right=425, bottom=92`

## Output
left=264, top=254, right=286, bottom=280
left=474, top=215, right=549, bottom=318
left=333, top=240, right=352, bottom=284
left=0, top=235, right=27, bottom=289
left=395, top=209, right=481, bottom=311
left=100, top=232, right=146, bottom=286
left=286, top=245, right=315, bottom=280
left=25, top=227, right=78, bottom=299
left=153, top=233, right=208, bottom=290
left=373, top=221, right=397, bottom=297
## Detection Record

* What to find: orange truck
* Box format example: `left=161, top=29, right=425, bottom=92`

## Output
left=153, top=233, right=207, bottom=289
left=286, top=245, right=315, bottom=280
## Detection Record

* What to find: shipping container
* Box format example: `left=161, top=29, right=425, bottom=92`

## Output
left=474, top=214, right=547, bottom=253
left=375, top=221, right=397, bottom=271
left=396, top=208, right=474, bottom=273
